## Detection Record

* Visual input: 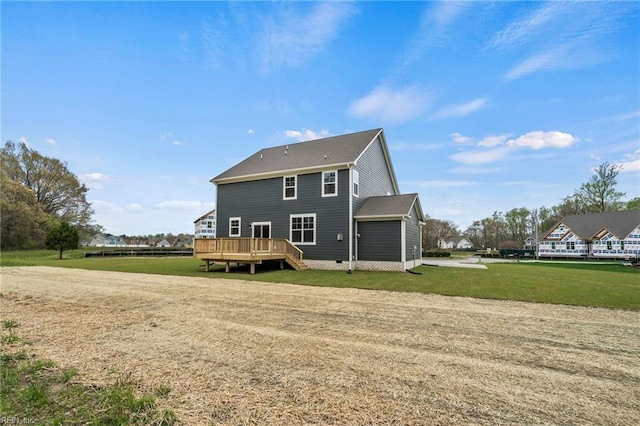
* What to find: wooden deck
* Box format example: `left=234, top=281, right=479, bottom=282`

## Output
left=193, top=238, right=307, bottom=274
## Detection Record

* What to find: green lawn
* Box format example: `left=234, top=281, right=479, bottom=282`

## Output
left=1, top=250, right=639, bottom=310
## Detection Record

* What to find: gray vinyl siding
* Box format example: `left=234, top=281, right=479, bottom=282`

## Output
left=405, top=204, right=421, bottom=263
left=352, top=136, right=397, bottom=215
left=357, top=221, right=402, bottom=262
left=216, top=169, right=350, bottom=261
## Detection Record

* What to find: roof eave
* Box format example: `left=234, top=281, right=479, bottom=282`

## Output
left=212, top=162, right=354, bottom=185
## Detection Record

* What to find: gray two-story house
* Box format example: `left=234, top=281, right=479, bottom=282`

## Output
left=208, top=128, right=424, bottom=272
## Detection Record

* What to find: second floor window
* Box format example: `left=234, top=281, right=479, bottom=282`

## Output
left=322, top=171, right=337, bottom=197
left=284, top=175, right=297, bottom=200
left=353, top=169, right=360, bottom=197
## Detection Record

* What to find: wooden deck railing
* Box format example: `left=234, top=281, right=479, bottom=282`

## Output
left=193, top=238, right=303, bottom=261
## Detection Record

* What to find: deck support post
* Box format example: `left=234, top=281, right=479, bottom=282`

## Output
left=225, top=262, right=230, bottom=273
left=250, top=263, right=256, bottom=275
left=205, top=260, right=210, bottom=272
left=280, top=260, right=284, bottom=270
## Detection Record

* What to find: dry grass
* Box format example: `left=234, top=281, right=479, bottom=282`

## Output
left=1, top=266, right=639, bottom=425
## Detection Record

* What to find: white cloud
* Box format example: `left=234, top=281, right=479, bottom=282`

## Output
left=18, top=136, right=29, bottom=147
left=433, top=97, right=488, bottom=119
left=348, top=85, right=433, bottom=125
left=248, top=129, right=254, bottom=134
left=159, top=131, right=174, bottom=140
left=45, top=137, right=56, bottom=145
left=125, top=203, right=144, bottom=213
left=172, top=140, right=183, bottom=146
left=506, top=131, right=577, bottom=150
left=91, top=200, right=124, bottom=214
left=450, top=132, right=474, bottom=145
left=154, top=200, right=214, bottom=214
left=478, top=135, right=508, bottom=148
left=618, top=159, right=640, bottom=173
left=284, top=129, right=330, bottom=142
left=82, top=173, right=113, bottom=189
left=259, top=2, right=356, bottom=72
left=450, top=146, right=512, bottom=165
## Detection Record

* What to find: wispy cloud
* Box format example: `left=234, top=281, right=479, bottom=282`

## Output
left=450, top=146, right=512, bottom=165
left=201, top=11, right=231, bottom=69
left=491, top=2, right=629, bottom=81
left=488, top=2, right=569, bottom=51
left=45, top=137, right=56, bottom=145
left=398, top=1, right=471, bottom=72
left=258, top=2, right=356, bottom=72
left=154, top=200, right=215, bottom=214
left=91, top=200, right=124, bottom=214
left=284, top=129, right=330, bottom=142
left=348, top=85, right=433, bottom=125
left=126, top=203, right=144, bottom=213
left=433, top=97, right=488, bottom=120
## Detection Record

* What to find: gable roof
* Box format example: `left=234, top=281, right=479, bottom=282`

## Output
left=194, top=209, right=216, bottom=223
left=212, top=128, right=384, bottom=184
left=543, top=210, right=640, bottom=240
left=354, top=194, right=423, bottom=220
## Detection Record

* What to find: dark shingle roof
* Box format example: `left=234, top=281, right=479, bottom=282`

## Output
left=213, top=128, right=382, bottom=182
left=354, top=194, right=420, bottom=218
left=548, top=210, right=640, bottom=239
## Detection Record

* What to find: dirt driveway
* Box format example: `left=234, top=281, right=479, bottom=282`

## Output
left=2, top=266, right=638, bottom=425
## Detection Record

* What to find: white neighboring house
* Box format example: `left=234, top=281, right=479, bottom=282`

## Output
left=194, top=209, right=216, bottom=239
left=440, top=236, right=474, bottom=250
left=538, top=210, right=640, bottom=259
left=89, top=234, right=126, bottom=247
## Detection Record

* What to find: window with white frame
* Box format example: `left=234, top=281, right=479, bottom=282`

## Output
left=290, top=214, right=316, bottom=245
left=353, top=169, right=359, bottom=197
left=283, top=175, right=297, bottom=200
left=322, top=171, right=337, bottom=197
left=229, top=217, right=241, bottom=237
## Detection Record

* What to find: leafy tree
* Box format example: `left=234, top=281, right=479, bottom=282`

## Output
left=422, top=217, right=459, bottom=250
left=0, top=175, right=48, bottom=249
left=1, top=141, right=93, bottom=226
left=624, top=197, right=640, bottom=210
left=45, top=221, right=80, bottom=259
left=577, top=161, right=626, bottom=213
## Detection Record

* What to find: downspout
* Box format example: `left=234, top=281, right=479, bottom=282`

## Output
left=348, top=165, right=354, bottom=272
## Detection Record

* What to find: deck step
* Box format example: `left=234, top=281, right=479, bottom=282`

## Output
left=286, top=256, right=309, bottom=270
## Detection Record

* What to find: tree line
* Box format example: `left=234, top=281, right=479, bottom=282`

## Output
left=1, top=141, right=94, bottom=253
left=423, top=162, right=640, bottom=250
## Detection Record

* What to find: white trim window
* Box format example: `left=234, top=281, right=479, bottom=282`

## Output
left=283, top=175, right=297, bottom=200
left=229, top=217, right=241, bottom=237
left=290, top=214, right=316, bottom=245
left=322, top=171, right=337, bottom=197
left=353, top=169, right=360, bottom=197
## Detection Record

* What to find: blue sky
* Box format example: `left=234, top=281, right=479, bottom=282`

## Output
left=2, top=1, right=639, bottom=236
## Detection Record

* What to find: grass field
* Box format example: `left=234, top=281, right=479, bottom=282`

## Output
left=2, top=266, right=639, bottom=425
left=1, top=249, right=639, bottom=310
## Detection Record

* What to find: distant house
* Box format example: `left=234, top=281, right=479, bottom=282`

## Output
left=538, top=210, right=640, bottom=259
left=523, top=236, right=537, bottom=251
left=194, top=209, right=216, bottom=238
left=198, top=128, right=425, bottom=271
left=156, top=239, right=171, bottom=248
left=89, top=234, right=126, bottom=247
left=440, top=236, right=474, bottom=250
